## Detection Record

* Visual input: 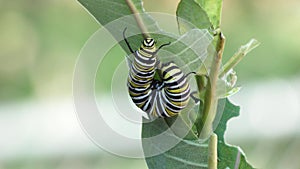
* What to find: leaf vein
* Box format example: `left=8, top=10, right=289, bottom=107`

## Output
left=164, top=154, right=208, bottom=168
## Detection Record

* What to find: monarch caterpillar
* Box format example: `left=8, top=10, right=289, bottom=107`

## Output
left=123, top=28, right=198, bottom=118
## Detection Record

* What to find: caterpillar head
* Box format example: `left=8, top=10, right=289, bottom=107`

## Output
left=142, top=38, right=156, bottom=49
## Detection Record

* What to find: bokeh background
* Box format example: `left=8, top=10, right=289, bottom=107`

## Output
left=1, top=0, right=300, bottom=168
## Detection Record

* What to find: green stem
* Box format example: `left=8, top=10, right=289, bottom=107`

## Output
left=219, top=49, right=244, bottom=78
left=125, top=0, right=150, bottom=38
left=219, top=39, right=260, bottom=77
left=208, top=133, right=218, bottom=169
left=195, top=75, right=207, bottom=94
left=199, top=32, right=225, bottom=140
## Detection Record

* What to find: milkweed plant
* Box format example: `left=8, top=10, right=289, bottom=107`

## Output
left=77, top=0, right=260, bottom=168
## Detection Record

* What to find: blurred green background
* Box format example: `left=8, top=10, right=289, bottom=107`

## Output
left=1, top=0, right=300, bottom=168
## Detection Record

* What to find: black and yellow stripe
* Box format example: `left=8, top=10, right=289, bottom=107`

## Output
left=123, top=28, right=196, bottom=118
left=127, top=38, right=157, bottom=109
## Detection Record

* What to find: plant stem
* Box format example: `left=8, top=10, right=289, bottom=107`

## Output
left=125, top=0, right=150, bottom=38
left=199, top=32, right=225, bottom=140
left=219, top=38, right=260, bottom=78
left=208, top=133, right=218, bottom=169
left=218, top=49, right=243, bottom=78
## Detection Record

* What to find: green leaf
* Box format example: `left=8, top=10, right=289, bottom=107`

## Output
left=78, top=0, right=143, bottom=26
left=195, top=0, right=223, bottom=29
left=143, top=99, right=254, bottom=169
left=176, top=0, right=212, bottom=34
left=214, top=99, right=239, bottom=141
left=155, top=29, right=213, bottom=74
left=77, top=0, right=160, bottom=54
left=142, top=117, right=210, bottom=169
left=214, top=99, right=255, bottom=169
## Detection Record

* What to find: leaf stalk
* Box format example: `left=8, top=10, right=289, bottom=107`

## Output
left=125, top=0, right=150, bottom=38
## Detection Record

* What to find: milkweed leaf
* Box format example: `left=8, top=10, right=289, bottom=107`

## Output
left=176, top=0, right=212, bottom=34
left=195, top=0, right=223, bottom=29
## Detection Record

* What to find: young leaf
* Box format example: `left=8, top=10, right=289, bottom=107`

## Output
left=176, top=0, right=212, bottom=34
left=220, top=39, right=260, bottom=77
